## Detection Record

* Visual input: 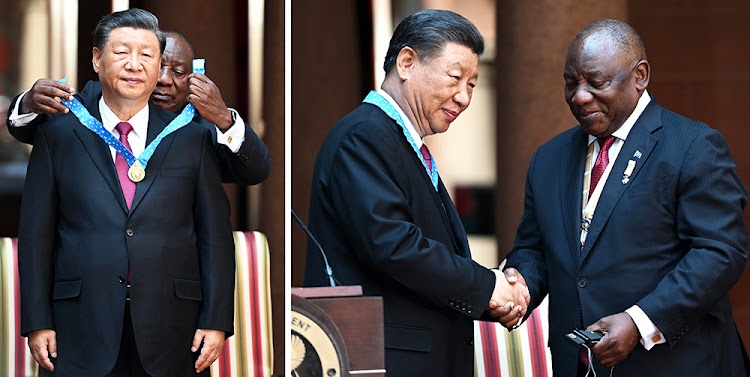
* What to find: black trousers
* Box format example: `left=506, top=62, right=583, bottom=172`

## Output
left=107, top=301, right=210, bottom=377
left=41, top=301, right=210, bottom=377
left=106, top=301, right=152, bottom=377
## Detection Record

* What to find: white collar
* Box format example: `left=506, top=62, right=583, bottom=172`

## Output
left=99, top=96, right=149, bottom=138
left=377, top=89, right=424, bottom=148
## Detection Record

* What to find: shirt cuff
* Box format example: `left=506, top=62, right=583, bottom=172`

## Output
left=8, top=90, right=40, bottom=127
left=625, top=305, right=666, bottom=350
left=214, top=108, right=245, bottom=153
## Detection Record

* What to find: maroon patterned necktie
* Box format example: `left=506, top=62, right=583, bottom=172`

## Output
left=588, top=136, right=616, bottom=199
left=114, top=122, right=136, bottom=209
left=420, top=144, right=432, bottom=171
left=579, top=135, right=616, bottom=369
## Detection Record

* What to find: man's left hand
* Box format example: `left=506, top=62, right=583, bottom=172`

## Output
left=187, top=73, right=233, bottom=130
left=192, top=328, right=226, bottom=373
left=586, top=312, right=639, bottom=367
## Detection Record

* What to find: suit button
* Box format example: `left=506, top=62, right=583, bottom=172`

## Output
left=126, top=229, right=134, bottom=237
left=466, top=337, right=474, bottom=345
left=577, top=278, right=587, bottom=288
left=118, top=275, right=125, bottom=284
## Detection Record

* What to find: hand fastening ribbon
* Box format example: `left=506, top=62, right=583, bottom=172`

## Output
left=60, top=77, right=195, bottom=183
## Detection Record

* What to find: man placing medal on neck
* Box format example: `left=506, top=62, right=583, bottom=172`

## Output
left=57, top=27, right=200, bottom=186
left=14, top=9, right=235, bottom=376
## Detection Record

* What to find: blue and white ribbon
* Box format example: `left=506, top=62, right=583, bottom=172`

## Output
left=363, top=90, right=438, bottom=191
left=60, top=90, right=194, bottom=171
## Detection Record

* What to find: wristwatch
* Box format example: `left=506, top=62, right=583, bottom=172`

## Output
left=229, top=109, right=237, bottom=124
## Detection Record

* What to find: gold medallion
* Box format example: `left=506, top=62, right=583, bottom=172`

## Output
left=128, top=161, right=145, bottom=183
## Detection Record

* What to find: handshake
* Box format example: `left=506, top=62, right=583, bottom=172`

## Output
left=487, top=268, right=530, bottom=329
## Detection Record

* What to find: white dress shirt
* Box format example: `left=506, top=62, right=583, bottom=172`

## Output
left=98, top=97, right=149, bottom=162
left=585, top=90, right=666, bottom=350
left=215, top=109, right=246, bottom=153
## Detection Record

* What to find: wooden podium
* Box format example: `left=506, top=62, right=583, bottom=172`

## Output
left=291, top=286, right=385, bottom=377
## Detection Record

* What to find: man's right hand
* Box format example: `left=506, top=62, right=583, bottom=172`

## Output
left=28, top=329, right=57, bottom=372
left=488, top=268, right=531, bottom=328
left=19, top=79, right=75, bottom=115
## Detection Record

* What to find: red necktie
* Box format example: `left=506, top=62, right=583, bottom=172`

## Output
left=420, top=144, right=432, bottom=171
left=115, top=122, right=136, bottom=209
left=588, top=136, right=616, bottom=198
left=579, top=136, right=616, bottom=369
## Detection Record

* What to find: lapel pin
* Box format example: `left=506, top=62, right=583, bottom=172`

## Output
left=622, top=160, right=636, bottom=184
left=633, top=150, right=642, bottom=159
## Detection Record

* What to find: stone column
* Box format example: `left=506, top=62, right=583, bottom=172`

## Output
left=291, top=0, right=372, bottom=286
left=494, top=1, right=627, bottom=257
left=260, top=1, right=285, bottom=374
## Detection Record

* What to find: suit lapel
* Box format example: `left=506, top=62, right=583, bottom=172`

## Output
left=389, top=118, right=462, bottom=253
left=561, top=128, right=588, bottom=264
left=437, top=179, right=466, bottom=256
left=581, top=102, right=662, bottom=260
left=72, top=96, right=128, bottom=213
left=417, top=147, right=461, bottom=253
left=129, top=103, right=176, bottom=214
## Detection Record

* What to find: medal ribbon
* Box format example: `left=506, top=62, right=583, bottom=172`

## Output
left=61, top=96, right=195, bottom=171
left=363, top=90, right=439, bottom=191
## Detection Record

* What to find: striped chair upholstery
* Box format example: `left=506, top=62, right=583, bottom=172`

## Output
left=0, top=231, right=273, bottom=377
left=0, top=237, right=37, bottom=377
left=211, top=231, right=274, bottom=377
left=474, top=297, right=552, bottom=377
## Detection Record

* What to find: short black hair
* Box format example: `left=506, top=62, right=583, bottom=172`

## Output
left=92, top=8, right=166, bottom=54
left=573, top=19, right=647, bottom=61
left=383, top=9, right=484, bottom=74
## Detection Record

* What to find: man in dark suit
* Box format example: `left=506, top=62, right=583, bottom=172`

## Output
left=7, top=31, right=270, bottom=186
left=17, top=8, right=235, bottom=376
left=303, top=9, right=529, bottom=376
left=500, top=19, right=749, bottom=376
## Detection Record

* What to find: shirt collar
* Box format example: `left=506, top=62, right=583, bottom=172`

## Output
left=377, top=88, right=423, bottom=148
left=588, top=89, right=651, bottom=145
left=99, top=96, right=150, bottom=139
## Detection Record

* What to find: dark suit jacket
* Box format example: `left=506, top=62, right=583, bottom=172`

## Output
left=17, top=92, right=236, bottom=377
left=304, top=103, right=496, bottom=377
left=506, top=100, right=749, bottom=376
left=7, top=80, right=271, bottom=185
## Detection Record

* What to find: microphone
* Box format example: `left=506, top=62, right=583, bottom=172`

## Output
left=292, top=209, right=336, bottom=287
